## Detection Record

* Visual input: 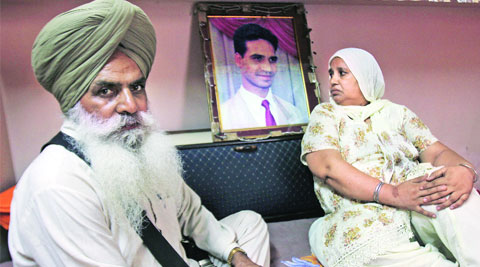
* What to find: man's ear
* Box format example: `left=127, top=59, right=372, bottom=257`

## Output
left=234, top=52, right=243, bottom=68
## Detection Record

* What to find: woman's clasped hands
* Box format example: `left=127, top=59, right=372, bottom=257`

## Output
left=395, top=166, right=475, bottom=218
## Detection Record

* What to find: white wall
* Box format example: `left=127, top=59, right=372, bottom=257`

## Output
left=1, top=1, right=479, bottom=182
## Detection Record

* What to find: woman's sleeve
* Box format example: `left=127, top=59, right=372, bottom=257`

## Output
left=301, top=103, right=340, bottom=165
left=402, top=106, right=438, bottom=154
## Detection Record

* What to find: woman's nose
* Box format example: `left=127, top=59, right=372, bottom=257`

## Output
left=330, top=73, right=339, bottom=85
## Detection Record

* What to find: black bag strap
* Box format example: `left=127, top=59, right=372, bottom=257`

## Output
left=41, top=132, right=89, bottom=164
left=42, top=132, right=189, bottom=267
left=140, top=212, right=190, bottom=267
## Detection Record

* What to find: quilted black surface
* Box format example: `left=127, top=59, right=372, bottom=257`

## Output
left=177, top=135, right=323, bottom=222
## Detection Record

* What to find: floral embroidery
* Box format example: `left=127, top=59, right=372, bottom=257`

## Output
left=340, top=145, right=350, bottom=160
left=339, top=118, right=346, bottom=137
left=343, top=210, right=362, bottom=221
left=365, top=119, right=373, bottom=132
left=378, top=213, right=393, bottom=225
left=363, top=218, right=375, bottom=227
left=413, top=136, right=432, bottom=151
left=397, top=169, right=407, bottom=183
left=314, top=189, right=322, bottom=202
left=410, top=117, right=427, bottom=129
left=381, top=131, right=392, bottom=144
left=355, top=130, right=366, bottom=146
left=302, top=142, right=315, bottom=154
left=390, top=173, right=401, bottom=185
left=309, top=124, right=324, bottom=135
left=318, top=110, right=335, bottom=119
left=343, top=227, right=361, bottom=245
left=386, top=160, right=393, bottom=172
left=393, top=152, right=402, bottom=165
left=364, top=205, right=381, bottom=212
left=324, top=103, right=334, bottom=112
left=399, top=145, right=415, bottom=159
left=367, top=167, right=382, bottom=179
left=325, top=136, right=340, bottom=149
left=399, top=127, right=408, bottom=140
left=325, top=223, right=337, bottom=247
left=331, top=193, right=342, bottom=210
left=324, top=213, right=335, bottom=222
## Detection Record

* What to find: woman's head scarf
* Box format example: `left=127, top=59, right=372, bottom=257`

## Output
left=328, top=48, right=391, bottom=121
left=31, top=0, right=157, bottom=113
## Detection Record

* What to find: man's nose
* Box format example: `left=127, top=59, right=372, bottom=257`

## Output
left=260, top=61, right=276, bottom=73
left=116, top=88, right=138, bottom=114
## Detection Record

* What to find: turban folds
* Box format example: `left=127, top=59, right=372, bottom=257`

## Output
left=32, top=0, right=156, bottom=113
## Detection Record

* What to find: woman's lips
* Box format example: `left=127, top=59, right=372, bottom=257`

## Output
left=330, top=89, right=341, bottom=96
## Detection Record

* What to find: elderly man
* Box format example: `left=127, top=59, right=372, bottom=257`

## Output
left=220, top=23, right=304, bottom=130
left=8, top=1, right=270, bottom=266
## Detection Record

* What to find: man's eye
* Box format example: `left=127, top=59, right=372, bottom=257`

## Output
left=132, top=84, right=145, bottom=92
left=269, top=56, right=278, bottom=63
left=98, top=88, right=112, bottom=96
left=251, top=55, right=264, bottom=62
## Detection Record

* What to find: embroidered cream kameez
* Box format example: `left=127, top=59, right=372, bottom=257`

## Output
left=301, top=102, right=439, bottom=266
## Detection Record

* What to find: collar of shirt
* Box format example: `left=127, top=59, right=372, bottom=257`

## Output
left=238, top=85, right=277, bottom=126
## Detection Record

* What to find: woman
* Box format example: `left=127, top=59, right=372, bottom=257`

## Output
left=301, top=48, right=479, bottom=267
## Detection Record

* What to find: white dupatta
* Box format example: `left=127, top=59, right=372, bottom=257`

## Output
left=328, top=48, right=392, bottom=122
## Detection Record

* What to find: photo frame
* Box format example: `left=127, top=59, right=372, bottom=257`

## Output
left=195, top=2, right=320, bottom=141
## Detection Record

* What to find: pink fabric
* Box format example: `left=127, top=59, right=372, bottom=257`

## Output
left=262, top=99, right=277, bottom=126
left=209, top=17, right=298, bottom=58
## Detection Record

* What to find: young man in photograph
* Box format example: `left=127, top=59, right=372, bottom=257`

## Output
left=220, top=23, right=303, bottom=130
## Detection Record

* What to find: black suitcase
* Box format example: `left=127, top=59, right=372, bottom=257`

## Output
left=177, top=135, right=323, bottom=222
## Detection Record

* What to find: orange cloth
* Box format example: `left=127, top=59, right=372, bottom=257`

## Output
left=300, top=254, right=323, bottom=266
left=0, top=185, right=15, bottom=230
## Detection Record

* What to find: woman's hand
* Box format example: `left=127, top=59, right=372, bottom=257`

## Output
left=423, top=166, right=475, bottom=210
left=388, top=175, right=448, bottom=218
left=419, top=141, right=476, bottom=211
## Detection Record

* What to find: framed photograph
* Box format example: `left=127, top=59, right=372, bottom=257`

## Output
left=195, top=2, right=320, bottom=141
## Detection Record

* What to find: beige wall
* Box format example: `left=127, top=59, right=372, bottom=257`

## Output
left=1, top=1, right=479, bottom=181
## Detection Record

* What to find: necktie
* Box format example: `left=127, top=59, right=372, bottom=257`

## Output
left=261, top=99, right=277, bottom=126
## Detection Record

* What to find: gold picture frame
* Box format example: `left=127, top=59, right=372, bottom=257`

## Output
left=195, top=2, right=320, bottom=141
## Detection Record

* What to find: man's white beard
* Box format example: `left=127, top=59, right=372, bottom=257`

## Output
left=66, top=103, right=183, bottom=234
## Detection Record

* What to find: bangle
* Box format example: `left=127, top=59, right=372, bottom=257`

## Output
left=458, top=163, right=478, bottom=183
left=373, top=181, right=384, bottom=203
left=227, top=247, right=246, bottom=266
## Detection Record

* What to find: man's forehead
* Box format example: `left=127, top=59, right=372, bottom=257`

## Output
left=245, top=39, right=275, bottom=54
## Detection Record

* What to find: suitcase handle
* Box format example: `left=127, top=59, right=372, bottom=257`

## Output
left=233, top=145, right=257, bottom=153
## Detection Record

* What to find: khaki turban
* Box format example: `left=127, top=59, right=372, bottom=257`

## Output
left=32, top=0, right=156, bottom=113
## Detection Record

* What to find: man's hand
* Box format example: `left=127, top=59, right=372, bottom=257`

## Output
left=231, top=251, right=261, bottom=267
left=424, top=166, right=475, bottom=210
left=392, top=175, right=448, bottom=218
